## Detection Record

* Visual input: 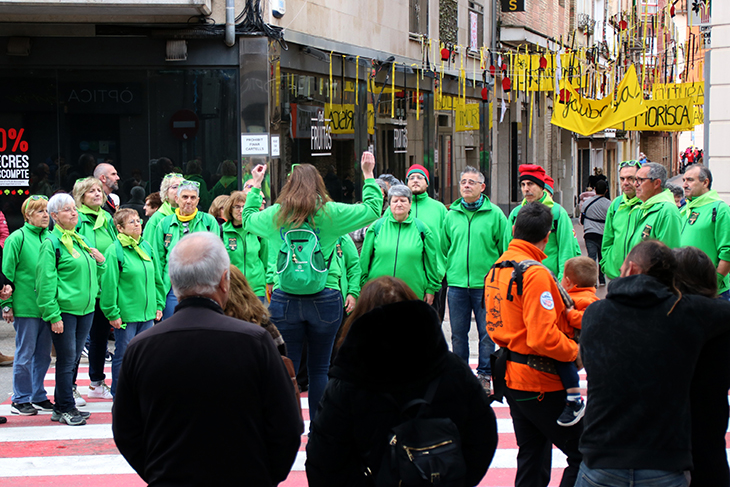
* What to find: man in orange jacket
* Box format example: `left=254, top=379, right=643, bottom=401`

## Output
left=485, top=202, right=583, bottom=487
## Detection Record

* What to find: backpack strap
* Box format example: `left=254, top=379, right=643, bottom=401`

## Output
left=114, top=239, right=125, bottom=273
left=45, top=233, right=62, bottom=269
left=488, top=259, right=574, bottom=307
left=581, top=196, right=606, bottom=223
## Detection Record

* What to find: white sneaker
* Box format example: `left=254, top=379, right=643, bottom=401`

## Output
left=88, top=381, right=113, bottom=400
left=73, top=386, right=86, bottom=407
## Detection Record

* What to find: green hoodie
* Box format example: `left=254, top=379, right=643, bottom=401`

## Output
left=333, top=234, right=361, bottom=299
left=601, top=193, right=642, bottom=279
left=100, top=238, right=165, bottom=323
left=152, top=210, right=221, bottom=296
left=505, top=192, right=579, bottom=281
left=142, top=201, right=175, bottom=243
left=411, top=192, right=448, bottom=275
left=2, top=223, right=49, bottom=318
left=211, top=175, right=238, bottom=198
left=623, top=189, right=681, bottom=254
left=241, top=179, right=383, bottom=292
left=360, top=212, right=442, bottom=298
left=680, top=189, right=730, bottom=293
left=222, top=221, right=270, bottom=297
left=76, top=206, right=117, bottom=253
left=443, top=195, right=509, bottom=288
left=36, top=227, right=106, bottom=324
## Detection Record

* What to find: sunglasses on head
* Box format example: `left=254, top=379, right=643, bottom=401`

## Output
left=29, top=195, right=49, bottom=201
left=164, top=173, right=184, bottom=180
left=618, top=160, right=642, bottom=169
left=182, top=180, right=201, bottom=189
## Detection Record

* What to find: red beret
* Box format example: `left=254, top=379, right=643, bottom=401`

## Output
left=544, top=175, right=555, bottom=194
left=518, top=164, right=546, bottom=189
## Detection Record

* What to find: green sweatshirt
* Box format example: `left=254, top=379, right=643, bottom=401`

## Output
left=600, top=193, right=642, bottom=280
left=142, top=201, right=175, bottom=243
left=505, top=192, right=579, bottom=281
left=76, top=206, right=117, bottom=253
left=333, top=234, right=361, bottom=299
left=443, top=196, right=509, bottom=288
left=152, top=210, right=221, bottom=296
left=680, top=189, right=730, bottom=293
left=411, top=192, right=448, bottom=275
left=211, top=175, right=238, bottom=198
left=36, top=227, right=106, bottom=324
left=623, top=189, right=681, bottom=254
left=360, top=212, right=442, bottom=298
left=222, top=221, right=270, bottom=297
left=2, top=223, right=49, bottom=318
left=241, top=179, right=383, bottom=292
left=100, top=238, right=165, bottom=323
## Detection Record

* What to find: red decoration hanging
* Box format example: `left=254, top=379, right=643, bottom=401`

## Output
left=501, top=63, right=508, bottom=73
left=441, top=48, right=451, bottom=62
left=539, top=56, right=548, bottom=69
left=559, top=88, right=571, bottom=103
left=618, top=19, right=627, bottom=31
left=489, top=65, right=496, bottom=77
left=502, top=77, right=511, bottom=93
left=481, top=87, right=489, bottom=101
left=670, top=4, right=675, bottom=17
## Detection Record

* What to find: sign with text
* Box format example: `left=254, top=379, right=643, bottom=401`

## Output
left=652, top=82, right=704, bottom=105
left=0, top=127, right=30, bottom=186
left=311, top=112, right=332, bottom=157
left=613, top=97, right=696, bottom=132
left=324, top=103, right=375, bottom=135
left=456, top=101, right=480, bottom=132
left=501, top=0, right=525, bottom=12
left=61, top=83, right=143, bottom=114
left=241, top=134, right=269, bottom=156
left=394, top=120, right=408, bottom=154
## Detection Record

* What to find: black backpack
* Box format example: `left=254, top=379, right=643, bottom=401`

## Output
left=367, top=376, right=467, bottom=487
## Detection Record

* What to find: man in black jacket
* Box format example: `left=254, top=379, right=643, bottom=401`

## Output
left=577, top=240, right=730, bottom=487
left=112, top=232, right=303, bottom=486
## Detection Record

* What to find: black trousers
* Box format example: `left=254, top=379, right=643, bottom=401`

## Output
left=431, top=278, right=448, bottom=324
left=506, top=388, right=583, bottom=487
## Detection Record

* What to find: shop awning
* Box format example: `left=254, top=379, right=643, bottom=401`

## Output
left=0, top=0, right=211, bottom=17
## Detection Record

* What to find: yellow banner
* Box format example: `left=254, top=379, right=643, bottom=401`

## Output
left=652, top=82, right=704, bottom=105
left=324, top=103, right=375, bottom=135
left=613, top=97, right=696, bottom=132
left=455, top=101, right=480, bottom=132
left=515, top=53, right=588, bottom=92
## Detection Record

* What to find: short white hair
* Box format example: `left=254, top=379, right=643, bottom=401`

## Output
left=169, top=232, right=230, bottom=299
left=47, top=193, right=75, bottom=223
left=177, top=181, right=200, bottom=198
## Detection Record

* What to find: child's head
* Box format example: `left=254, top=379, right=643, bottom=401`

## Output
left=562, top=256, right=598, bottom=290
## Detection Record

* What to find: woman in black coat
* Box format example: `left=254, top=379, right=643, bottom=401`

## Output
left=306, top=276, right=498, bottom=487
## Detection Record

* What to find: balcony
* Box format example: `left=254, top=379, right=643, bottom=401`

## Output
left=0, top=0, right=212, bottom=17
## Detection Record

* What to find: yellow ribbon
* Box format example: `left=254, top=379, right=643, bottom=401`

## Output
left=79, top=205, right=106, bottom=231
left=59, top=228, right=91, bottom=258
left=117, top=233, right=151, bottom=261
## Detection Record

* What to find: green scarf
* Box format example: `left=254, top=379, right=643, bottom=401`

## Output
left=159, top=201, right=175, bottom=217
left=59, top=227, right=91, bottom=258
left=618, top=192, right=642, bottom=212
left=78, top=205, right=106, bottom=230
left=118, top=233, right=151, bottom=261
left=639, top=189, right=675, bottom=211
left=218, top=175, right=237, bottom=188
left=522, top=191, right=554, bottom=208
left=683, top=189, right=722, bottom=217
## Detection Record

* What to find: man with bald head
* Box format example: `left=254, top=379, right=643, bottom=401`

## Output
left=93, top=162, right=121, bottom=214
left=113, top=232, right=303, bottom=486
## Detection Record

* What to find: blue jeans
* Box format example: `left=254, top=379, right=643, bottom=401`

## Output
left=162, top=288, right=178, bottom=320
left=585, top=238, right=605, bottom=284
left=269, top=288, right=343, bottom=422
left=111, top=320, right=154, bottom=396
left=555, top=361, right=580, bottom=390
left=719, top=290, right=730, bottom=301
left=575, top=463, right=690, bottom=487
left=12, top=317, right=52, bottom=404
left=49, top=312, right=94, bottom=413
left=447, top=287, right=494, bottom=376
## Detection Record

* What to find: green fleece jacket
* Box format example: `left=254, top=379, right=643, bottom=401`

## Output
left=333, top=234, right=361, bottom=299
left=443, top=196, right=509, bottom=288
left=142, top=201, right=175, bottom=243
left=152, top=210, right=221, bottom=296
left=360, top=212, right=442, bottom=298
left=624, top=189, right=681, bottom=253
left=242, top=179, right=383, bottom=292
left=2, top=223, right=49, bottom=318
left=600, top=193, right=642, bottom=280
left=211, top=175, right=238, bottom=198
left=100, top=238, right=165, bottom=323
left=222, top=221, right=270, bottom=297
left=680, top=190, right=730, bottom=293
left=36, top=227, right=106, bottom=324
left=76, top=206, right=117, bottom=253
left=411, top=192, right=448, bottom=275
left=505, top=192, right=579, bottom=281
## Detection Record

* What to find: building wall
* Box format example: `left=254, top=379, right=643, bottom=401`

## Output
left=709, top=0, right=730, bottom=203
left=500, top=0, right=571, bottom=39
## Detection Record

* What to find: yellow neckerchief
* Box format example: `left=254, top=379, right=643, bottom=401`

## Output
left=117, top=233, right=151, bottom=261
left=175, top=208, right=198, bottom=222
left=58, top=227, right=91, bottom=258
left=78, top=205, right=106, bottom=230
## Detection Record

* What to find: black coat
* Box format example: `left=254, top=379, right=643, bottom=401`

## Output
left=305, top=300, right=498, bottom=487
left=112, top=297, right=303, bottom=486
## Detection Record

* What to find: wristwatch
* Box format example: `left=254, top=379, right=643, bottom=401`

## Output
left=2, top=306, right=10, bottom=313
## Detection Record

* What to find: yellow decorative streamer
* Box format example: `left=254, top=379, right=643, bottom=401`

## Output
left=391, top=62, right=396, bottom=118
left=329, top=51, right=333, bottom=110
left=355, top=55, right=360, bottom=106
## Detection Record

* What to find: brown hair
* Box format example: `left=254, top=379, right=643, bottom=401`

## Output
left=336, top=276, right=419, bottom=348
left=224, top=265, right=270, bottom=324
left=22, top=196, right=48, bottom=222
left=673, top=247, right=718, bottom=298
left=276, top=163, right=331, bottom=228
left=209, top=195, right=230, bottom=220
left=221, top=160, right=237, bottom=177
left=113, top=208, right=139, bottom=230
left=145, top=191, right=162, bottom=209
left=564, top=256, right=598, bottom=288
left=223, top=191, right=247, bottom=222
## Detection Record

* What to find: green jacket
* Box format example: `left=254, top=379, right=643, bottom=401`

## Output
left=36, top=228, right=106, bottom=324
left=333, top=234, right=361, bottom=299
left=360, top=212, right=442, bottom=298
left=505, top=192, right=579, bottom=281
left=2, top=223, right=49, bottom=318
left=600, top=193, right=642, bottom=279
left=142, top=201, right=174, bottom=243
left=411, top=192, right=448, bottom=275
left=211, top=175, right=238, bottom=198
left=443, top=196, right=509, bottom=289
left=680, top=190, right=730, bottom=293
left=624, top=189, right=681, bottom=254
left=76, top=207, right=117, bottom=253
left=152, top=210, right=221, bottom=296
left=242, top=179, right=383, bottom=292
left=222, top=221, right=270, bottom=297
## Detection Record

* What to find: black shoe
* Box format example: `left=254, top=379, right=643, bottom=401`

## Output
left=11, top=402, right=38, bottom=416
left=557, top=398, right=585, bottom=427
left=32, top=400, right=55, bottom=411
left=0, top=416, right=6, bottom=424
left=72, top=408, right=91, bottom=419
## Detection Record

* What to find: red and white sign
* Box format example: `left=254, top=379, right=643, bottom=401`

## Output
left=170, top=110, right=199, bottom=140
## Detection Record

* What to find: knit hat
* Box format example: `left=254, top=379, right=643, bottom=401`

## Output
left=518, top=164, right=546, bottom=189
left=544, top=175, right=555, bottom=194
left=406, top=164, right=430, bottom=185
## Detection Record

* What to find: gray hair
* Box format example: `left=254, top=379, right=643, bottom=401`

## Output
left=685, top=163, right=712, bottom=189
left=377, top=174, right=402, bottom=188
left=47, top=193, right=75, bottom=223
left=666, top=183, right=684, bottom=199
left=169, top=232, right=230, bottom=299
left=460, top=166, right=485, bottom=184
left=388, top=184, right=412, bottom=204
left=643, top=162, right=667, bottom=187
left=177, top=181, right=200, bottom=198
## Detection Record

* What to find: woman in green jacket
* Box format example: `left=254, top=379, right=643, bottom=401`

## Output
left=142, top=173, right=184, bottom=242
left=73, top=177, right=117, bottom=402
left=101, top=209, right=164, bottom=396
left=37, top=193, right=106, bottom=426
left=2, top=195, right=53, bottom=416
left=360, top=184, right=442, bottom=303
left=222, top=191, right=270, bottom=303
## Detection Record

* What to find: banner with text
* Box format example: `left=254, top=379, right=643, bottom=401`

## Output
left=613, top=97, right=697, bottom=132
left=652, top=82, right=705, bottom=105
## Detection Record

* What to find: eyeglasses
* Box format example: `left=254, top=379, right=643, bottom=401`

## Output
left=232, top=205, right=245, bottom=211
left=619, top=160, right=642, bottom=169
left=287, top=163, right=300, bottom=178
left=126, top=219, right=142, bottom=225
left=243, top=183, right=254, bottom=190
left=163, top=173, right=184, bottom=180
left=407, top=174, right=425, bottom=181
left=635, top=177, right=656, bottom=184
left=460, top=178, right=483, bottom=186
left=181, top=180, right=201, bottom=189
left=59, top=206, right=77, bottom=213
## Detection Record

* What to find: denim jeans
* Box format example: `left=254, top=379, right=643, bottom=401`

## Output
left=447, top=287, right=494, bottom=376
left=555, top=361, right=580, bottom=390
left=12, top=317, right=52, bottom=404
left=719, top=290, right=730, bottom=301
left=162, top=288, right=179, bottom=320
left=585, top=238, right=605, bottom=284
left=575, top=463, right=690, bottom=487
left=50, top=312, right=94, bottom=413
left=87, top=299, right=110, bottom=383
left=269, top=288, right=343, bottom=423
left=111, top=320, right=153, bottom=396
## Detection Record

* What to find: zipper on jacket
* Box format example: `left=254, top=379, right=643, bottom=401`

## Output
left=393, top=224, right=402, bottom=275
left=83, top=249, right=94, bottom=311
left=142, top=254, right=150, bottom=319
left=466, top=215, right=472, bottom=288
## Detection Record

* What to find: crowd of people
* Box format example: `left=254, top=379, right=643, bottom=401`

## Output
left=0, top=152, right=728, bottom=487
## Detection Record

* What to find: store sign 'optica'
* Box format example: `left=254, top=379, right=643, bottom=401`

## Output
left=0, top=128, right=30, bottom=187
